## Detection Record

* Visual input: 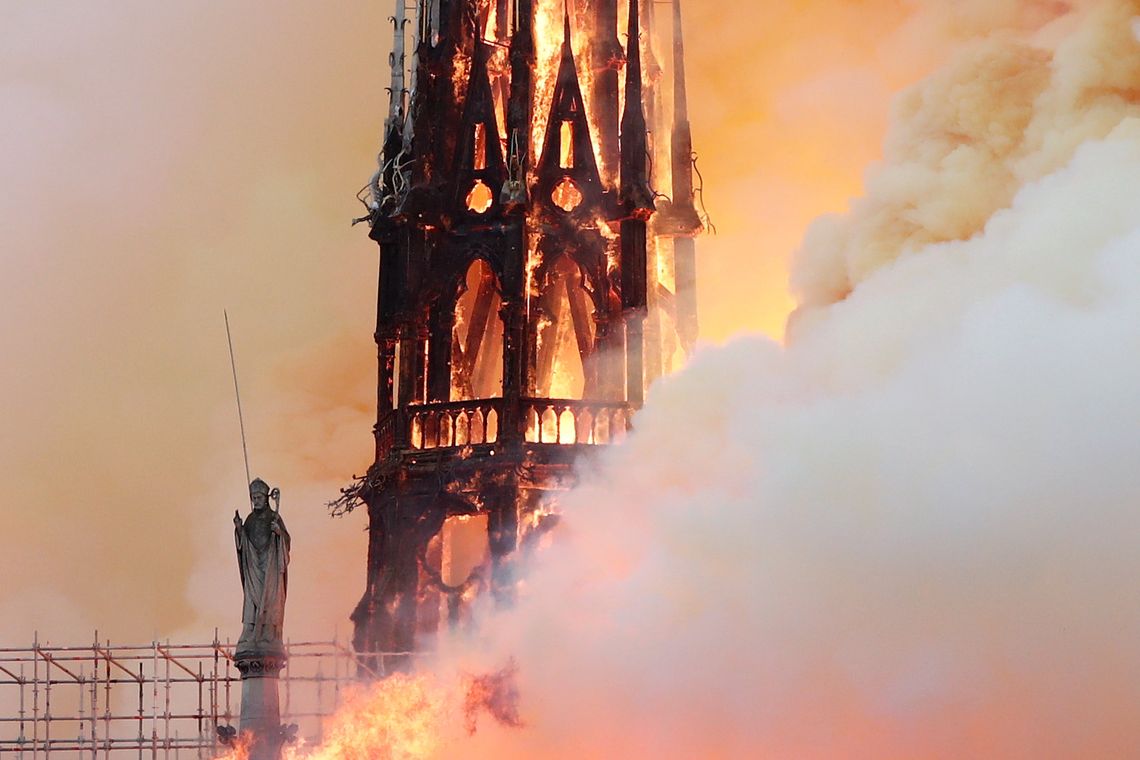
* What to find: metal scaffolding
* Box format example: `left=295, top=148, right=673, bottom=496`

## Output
left=0, top=632, right=408, bottom=758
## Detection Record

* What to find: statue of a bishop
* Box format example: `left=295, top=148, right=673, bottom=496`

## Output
left=234, top=478, right=290, bottom=655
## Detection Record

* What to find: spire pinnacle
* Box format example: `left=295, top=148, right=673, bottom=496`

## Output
left=668, top=0, right=699, bottom=226
left=625, top=0, right=641, bottom=97
left=563, top=2, right=572, bottom=49
left=620, top=0, right=652, bottom=217
left=386, top=0, right=408, bottom=133
left=672, top=0, right=688, bottom=121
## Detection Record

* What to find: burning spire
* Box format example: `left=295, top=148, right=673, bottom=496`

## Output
left=350, top=0, right=703, bottom=662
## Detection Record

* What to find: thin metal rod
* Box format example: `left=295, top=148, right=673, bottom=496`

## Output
left=223, top=310, right=253, bottom=495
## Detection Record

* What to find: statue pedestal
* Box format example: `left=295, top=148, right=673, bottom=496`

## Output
left=235, top=647, right=287, bottom=760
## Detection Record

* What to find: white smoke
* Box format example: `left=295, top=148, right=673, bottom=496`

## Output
left=7, top=0, right=1140, bottom=755
left=445, top=132, right=1140, bottom=758
left=420, top=3, right=1140, bottom=756
left=793, top=0, right=1140, bottom=309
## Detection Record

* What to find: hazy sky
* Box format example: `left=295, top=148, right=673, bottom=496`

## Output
left=12, top=2, right=1140, bottom=756
left=0, top=0, right=985, bottom=644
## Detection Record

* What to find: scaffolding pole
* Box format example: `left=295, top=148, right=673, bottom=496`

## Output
left=0, top=637, right=403, bottom=757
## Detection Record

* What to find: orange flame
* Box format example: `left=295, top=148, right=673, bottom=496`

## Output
left=297, top=675, right=446, bottom=760
left=213, top=732, right=252, bottom=760
left=531, top=0, right=563, bottom=175
left=211, top=666, right=528, bottom=759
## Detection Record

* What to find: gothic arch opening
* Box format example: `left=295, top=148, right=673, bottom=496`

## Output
left=419, top=513, right=490, bottom=632
left=535, top=255, right=596, bottom=399
left=451, top=258, right=504, bottom=400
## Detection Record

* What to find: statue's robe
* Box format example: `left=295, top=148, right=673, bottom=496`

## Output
left=235, top=508, right=290, bottom=651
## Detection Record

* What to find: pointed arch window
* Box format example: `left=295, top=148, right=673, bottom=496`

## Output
left=534, top=256, right=596, bottom=399
left=451, top=259, right=504, bottom=400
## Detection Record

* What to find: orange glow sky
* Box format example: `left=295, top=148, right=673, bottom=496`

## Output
left=0, top=0, right=967, bottom=642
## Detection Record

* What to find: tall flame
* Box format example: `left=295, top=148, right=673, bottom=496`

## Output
left=531, top=0, right=563, bottom=173
left=299, top=675, right=447, bottom=760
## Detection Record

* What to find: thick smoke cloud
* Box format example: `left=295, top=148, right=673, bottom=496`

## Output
left=283, top=108, right=1140, bottom=756
left=446, top=133, right=1140, bottom=757
left=687, top=0, right=1092, bottom=338
left=358, top=2, right=1140, bottom=756
left=0, top=1, right=385, bottom=641
left=0, top=0, right=960, bottom=646
left=792, top=0, right=1135, bottom=310
left=7, top=0, right=1140, bottom=755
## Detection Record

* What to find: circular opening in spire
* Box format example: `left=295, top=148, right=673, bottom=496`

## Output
left=551, top=177, right=583, bottom=213
left=466, top=180, right=494, bottom=214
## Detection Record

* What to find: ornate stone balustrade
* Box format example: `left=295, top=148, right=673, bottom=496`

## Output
left=521, top=399, right=630, bottom=445
left=374, top=398, right=631, bottom=456
left=408, top=399, right=504, bottom=450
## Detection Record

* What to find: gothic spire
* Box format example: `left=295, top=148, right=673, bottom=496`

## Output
left=669, top=0, right=701, bottom=353
left=402, top=0, right=425, bottom=152
left=670, top=0, right=696, bottom=215
left=386, top=0, right=408, bottom=136
left=671, top=0, right=688, bottom=129
left=620, top=0, right=653, bottom=217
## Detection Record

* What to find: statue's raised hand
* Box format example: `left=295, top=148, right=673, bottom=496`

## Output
left=233, top=510, right=243, bottom=528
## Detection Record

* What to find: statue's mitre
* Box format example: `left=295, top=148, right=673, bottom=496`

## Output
left=249, top=478, right=271, bottom=497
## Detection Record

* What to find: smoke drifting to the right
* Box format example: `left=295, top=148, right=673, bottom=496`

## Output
left=419, top=2, right=1140, bottom=757
left=210, top=2, right=1140, bottom=758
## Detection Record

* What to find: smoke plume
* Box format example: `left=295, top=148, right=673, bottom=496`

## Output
left=287, top=2, right=1140, bottom=757
left=442, top=2, right=1140, bottom=756
left=0, top=0, right=952, bottom=645
left=6, top=0, right=1140, bottom=756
